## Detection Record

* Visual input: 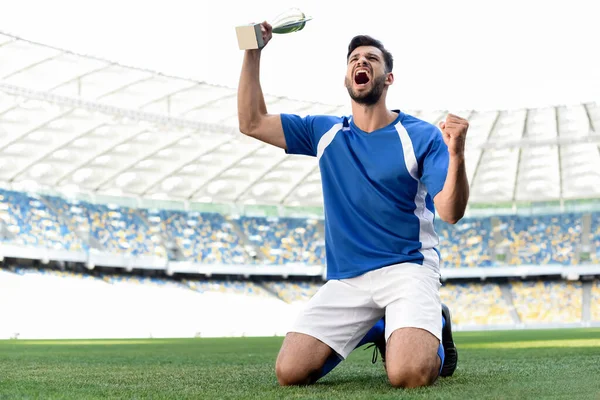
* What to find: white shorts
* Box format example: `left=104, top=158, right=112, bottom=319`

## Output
left=290, top=263, right=442, bottom=359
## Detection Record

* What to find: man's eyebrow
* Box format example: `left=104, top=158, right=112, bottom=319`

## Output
left=349, top=52, right=380, bottom=60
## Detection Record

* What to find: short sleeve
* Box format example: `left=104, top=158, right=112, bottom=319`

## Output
left=421, top=128, right=450, bottom=198
left=281, top=114, right=318, bottom=157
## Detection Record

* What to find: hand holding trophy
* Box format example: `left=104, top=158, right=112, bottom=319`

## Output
left=235, top=8, right=312, bottom=50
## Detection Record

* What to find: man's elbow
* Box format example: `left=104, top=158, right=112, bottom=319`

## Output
left=439, top=211, right=464, bottom=225
left=238, top=119, right=253, bottom=136
left=239, top=115, right=262, bottom=138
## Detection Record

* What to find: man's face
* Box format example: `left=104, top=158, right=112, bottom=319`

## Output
left=345, top=46, right=391, bottom=106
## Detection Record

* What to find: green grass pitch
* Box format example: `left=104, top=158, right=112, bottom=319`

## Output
left=0, top=328, right=599, bottom=399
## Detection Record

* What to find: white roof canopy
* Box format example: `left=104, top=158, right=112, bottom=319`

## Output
left=0, top=31, right=599, bottom=207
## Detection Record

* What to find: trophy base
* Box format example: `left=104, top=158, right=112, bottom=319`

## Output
left=236, top=24, right=265, bottom=50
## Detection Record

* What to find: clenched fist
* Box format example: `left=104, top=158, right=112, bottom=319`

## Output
left=439, top=114, right=469, bottom=157
left=259, top=21, right=273, bottom=49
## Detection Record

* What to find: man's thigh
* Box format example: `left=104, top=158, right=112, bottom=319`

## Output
left=276, top=277, right=383, bottom=385
left=372, top=263, right=443, bottom=388
left=385, top=327, right=441, bottom=388
left=374, top=263, right=443, bottom=342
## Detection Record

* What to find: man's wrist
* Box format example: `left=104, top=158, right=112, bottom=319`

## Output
left=449, top=152, right=465, bottom=162
left=245, top=49, right=262, bottom=59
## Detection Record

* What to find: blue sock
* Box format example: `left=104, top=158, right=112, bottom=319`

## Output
left=315, top=318, right=385, bottom=381
left=437, top=342, right=445, bottom=375
left=314, top=353, right=343, bottom=381
left=438, top=314, right=446, bottom=375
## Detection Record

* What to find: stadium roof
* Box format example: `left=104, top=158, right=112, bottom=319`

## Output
left=0, top=31, right=599, bottom=207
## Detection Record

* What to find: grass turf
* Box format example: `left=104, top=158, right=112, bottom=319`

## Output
left=0, top=329, right=599, bottom=399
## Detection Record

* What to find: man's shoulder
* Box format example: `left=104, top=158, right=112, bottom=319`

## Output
left=401, top=112, right=440, bottom=134
left=291, top=114, right=349, bottom=139
left=399, top=112, right=444, bottom=156
left=309, top=114, right=348, bottom=130
left=281, top=113, right=347, bottom=138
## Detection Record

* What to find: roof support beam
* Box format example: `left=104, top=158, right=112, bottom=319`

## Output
left=8, top=121, right=108, bottom=182
left=0, top=109, right=73, bottom=153
left=1, top=53, right=62, bottom=80
left=93, top=132, right=190, bottom=191
left=0, top=83, right=235, bottom=133
left=233, top=155, right=289, bottom=202
left=280, top=164, right=320, bottom=205
left=139, top=138, right=234, bottom=196
left=469, top=111, right=500, bottom=186
left=137, top=83, right=200, bottom=113
left=511, top=109, right=529, bottom=202
left=54, top=127, right=149, bottom=186
left=186, top=145, right=265, bottom=200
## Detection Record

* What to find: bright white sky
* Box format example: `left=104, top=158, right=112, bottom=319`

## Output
left=1, top=0, right=599, bottom=111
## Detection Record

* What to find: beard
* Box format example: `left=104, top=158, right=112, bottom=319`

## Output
left=345, top=74, right=387, bottom=106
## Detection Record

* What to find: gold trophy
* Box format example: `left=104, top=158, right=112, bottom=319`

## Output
left=236, top=8, right=312, bottom=50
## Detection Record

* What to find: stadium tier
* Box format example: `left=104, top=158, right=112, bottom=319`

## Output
left=263, top=281, right=322, bottom=303
left=140, top=209, right=248, bottom=264
left=0, top=189, right=599, bottom=270
left=510, top=281, right=582, bottom=324
left=0, top=189, right=84, bottom=252
left=240, top=216, right=325, bottom=265
left=439, top=283, right=513, bottom=326
left=0, top=266, right=597, bottom=339
left=435, top=217, right=494, bottom=268
left=498, top=214, right=581, bottom=266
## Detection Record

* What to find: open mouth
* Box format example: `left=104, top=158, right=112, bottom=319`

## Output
left=354, top=69, right=370, bottom=85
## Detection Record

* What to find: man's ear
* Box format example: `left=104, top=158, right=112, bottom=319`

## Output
left=386, top=72, right=394, bottom=86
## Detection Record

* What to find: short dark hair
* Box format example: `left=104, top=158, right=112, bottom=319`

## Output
left=347, top=35, right=393, bottom=73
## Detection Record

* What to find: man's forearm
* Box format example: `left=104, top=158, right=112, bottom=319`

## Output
left=435, top=154, right=469, bottom=224
left=238, top=50, right=268, bottom=134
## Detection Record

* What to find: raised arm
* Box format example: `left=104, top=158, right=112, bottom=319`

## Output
left=434, top=114, right=470, bottom=224
left=237, top=22, right=287, bottom=149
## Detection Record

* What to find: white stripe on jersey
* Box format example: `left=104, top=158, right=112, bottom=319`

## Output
left=317, top=123, right=343, bottom=161
left=394, top=121, right=440, bottom=269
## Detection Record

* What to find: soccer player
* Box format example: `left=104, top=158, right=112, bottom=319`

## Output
left=237, top=22, right=469, bottom=388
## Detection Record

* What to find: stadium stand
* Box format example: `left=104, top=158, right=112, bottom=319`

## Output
left=0, top=30, right=597, bottom=348
left=240, top=217, right=325, bottom=265
left=87, top=203, right=166, bottom=257
left=436, top=218, right=494, bottom=268
left=141, top=209, right=249, bottom=264
left=0, top=189, right=84, bottom=252
left=439, top=283, right=513, bottom=325
left=0, top=190, right=599, bottom=269
left=510, top=281, right=583, bottom=323
left=44, top=195, right=90, bottom=244
left=0, top=266, right=597, bottom=340
left=43, top=195, right=165, bottom=256
left=499, top=214, right=581, bottom=266
left=184, top=278, right=271, bottom=296
left=263, top=281, right=322, bottom=303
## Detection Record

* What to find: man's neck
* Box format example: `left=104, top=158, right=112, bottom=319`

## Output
left=351, top=100, right=398, bottom=133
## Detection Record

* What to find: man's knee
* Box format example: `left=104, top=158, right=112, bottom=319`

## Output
left=275, top=332, right=332, bottom=386
left=275, top=357, right=314, bottom=386
left=387, top=361, right=437, bottom=389
left=385, top=327, right=441, bottom=388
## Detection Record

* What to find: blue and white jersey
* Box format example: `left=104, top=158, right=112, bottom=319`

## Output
left=281, top=111, right=450, bottom=280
